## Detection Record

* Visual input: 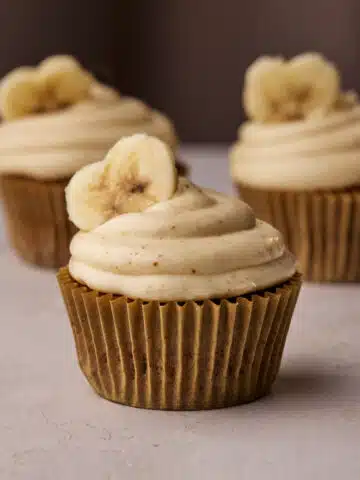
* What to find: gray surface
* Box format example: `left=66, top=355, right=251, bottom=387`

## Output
left=1, top=146, right=360, bottom=480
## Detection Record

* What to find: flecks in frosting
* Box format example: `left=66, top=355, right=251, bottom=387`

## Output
left=69, top=178, right=296, bottom=301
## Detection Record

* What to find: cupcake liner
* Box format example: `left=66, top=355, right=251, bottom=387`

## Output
left=57, top=268, right=302, bottom=410
left=0, top=175, right=77, bottom=268
left=239, top=185, right=360, bottom=282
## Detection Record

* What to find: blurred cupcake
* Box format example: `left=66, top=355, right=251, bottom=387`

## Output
left=0, top=55, right=181, bottom=268
left=231, top=53, right=360, bottom=282
left=58, top=133, right=301, bottom=410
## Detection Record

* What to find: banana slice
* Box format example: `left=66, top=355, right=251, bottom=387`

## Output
left=66, top=161, right=110, bottom=231
left=0, top=67, right=42, bottom=120
left=66, top=134, right=177, bottom=231
left=287, top=52, right=340, bottom=119
left=243, top=57, right=292, bottom=122
left=38, top=54, right=92, bottom=107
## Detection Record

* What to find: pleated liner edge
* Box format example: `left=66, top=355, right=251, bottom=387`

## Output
left=239, top=185, right=360, bottom=282
left=0, top=175, right=77, bottom=268
left=57, top=268, right=302, bottom=410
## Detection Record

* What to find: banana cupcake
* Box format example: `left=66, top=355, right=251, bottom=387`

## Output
left=0, top=55, right=181, bottom=268
left=58, top=133, right=301, bottom=410
left=231, top=53, right=360, bottom=282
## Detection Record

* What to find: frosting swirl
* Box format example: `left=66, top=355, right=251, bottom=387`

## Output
left=231, top=105, right=360, bottom=190
left=69, top=178, right=296, bottom=301
left=0, top=85, right=177, bottom=180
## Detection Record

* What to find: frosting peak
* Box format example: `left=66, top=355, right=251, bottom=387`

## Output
left=232, top=53, right=360, bottom=191
left=231, top=104, right=360, bottom=190
left=0, top=84, right=177, bottom=180
left=69, top=178, right=296, bottom=301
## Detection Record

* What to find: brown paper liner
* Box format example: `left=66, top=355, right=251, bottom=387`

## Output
left=238, top=186, right=360, bottom=282
left=57, top=268, right=302, bottom=410
left=0, top=175, right=77, bottom=269
left=238, top=185, right=360, bottom=282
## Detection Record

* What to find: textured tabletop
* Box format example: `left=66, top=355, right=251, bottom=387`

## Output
left=1, top=146, right=360, bottom=480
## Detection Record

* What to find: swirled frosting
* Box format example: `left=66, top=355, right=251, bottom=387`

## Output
left=69, top=178, right=296, bottom=301
left=231, top=105, right=360, bottom=191
left=0, top=84, right=177, bottom=180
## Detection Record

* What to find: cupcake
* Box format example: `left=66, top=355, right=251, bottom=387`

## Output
left=57, top=133, right=301, bottom=410
left=231, top=53, right=360, bottom=282
left=0, top=55, right=181, bottom=268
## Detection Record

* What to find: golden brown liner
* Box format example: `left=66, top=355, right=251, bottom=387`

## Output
left=57, top=267, right=302, bottom=410
left=0, top=175, right=77, bottom=268
left=238, top=185, right=360, bottom=283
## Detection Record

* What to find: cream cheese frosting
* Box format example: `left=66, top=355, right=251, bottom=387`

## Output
left=69, top=178, right=296, bottom=301
left=232, top=53, right=360, bottom=191
left=231, top=105, right=360, bottom=190
left=0, top=84, right=177, bottom=180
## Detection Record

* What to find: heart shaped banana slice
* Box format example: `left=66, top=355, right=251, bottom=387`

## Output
left=66, top=134, right=177, bottom=231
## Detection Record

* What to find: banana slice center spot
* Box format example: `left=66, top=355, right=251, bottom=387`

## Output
left=129, top=182, right=148, bottom=194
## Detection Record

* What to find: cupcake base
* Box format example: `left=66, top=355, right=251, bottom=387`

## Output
left=0, top=175, right=77, bottom=269
left=57, top=268, right=302, bottom=410
left=238, top=185, right=360, bottom=283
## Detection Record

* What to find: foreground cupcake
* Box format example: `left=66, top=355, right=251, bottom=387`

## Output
left=231, top=53, right=360, bottom=282
left=0, top=55, right=180, bottom=268
left=57, top=133, right=301, bottom=410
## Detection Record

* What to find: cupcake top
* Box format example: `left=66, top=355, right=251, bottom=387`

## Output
left=0, top=55, right=177, bottom=180
left=231, top=53, right=360, bottom=191
left=66, top=134, right=296, bottom=301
